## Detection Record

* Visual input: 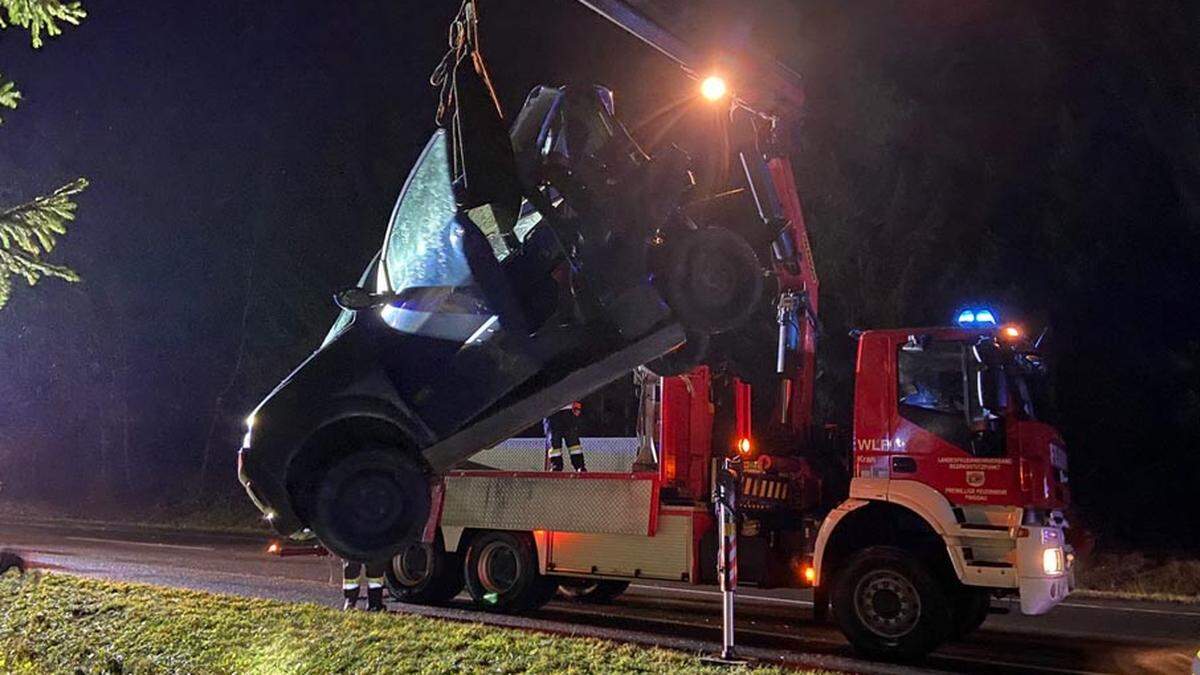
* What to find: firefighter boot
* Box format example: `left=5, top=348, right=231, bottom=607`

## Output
left=549, top=454, right=564, bottom=471
left=343, top=587, right=359, bottom=611
left=366, top=586, right=386, bottom=612
left=569, top=446, right=587, bottom=472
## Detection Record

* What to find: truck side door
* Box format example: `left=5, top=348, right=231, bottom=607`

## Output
left=893, top=340, right=1018, bottom=505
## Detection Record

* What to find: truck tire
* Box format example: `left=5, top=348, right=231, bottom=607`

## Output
left=662, top=228, right=762, bottom=334
left=950, top=588, right=991, bottom=639
left=309, top=447, right=430, bottom=563
left=557, top=579, right=630, bottom=604
left=464, top=531, right=556, bottom=613
left=832, top=546, right=952, bottom=660
left=385, top=533, right=464, bottom=605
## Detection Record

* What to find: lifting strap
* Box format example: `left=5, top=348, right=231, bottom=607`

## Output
left=429, top=0, right=521, bottom=236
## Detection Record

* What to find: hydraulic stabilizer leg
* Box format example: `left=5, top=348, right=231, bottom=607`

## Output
left=704, top=458, right=748, bottom=665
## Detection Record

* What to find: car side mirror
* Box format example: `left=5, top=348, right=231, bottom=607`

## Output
left=333, top=287, right=392, bottom=312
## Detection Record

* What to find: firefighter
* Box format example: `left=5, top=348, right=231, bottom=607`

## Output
left=545, top=401, right=586, bottom=472
left=342, top=559, right=388, bottom=611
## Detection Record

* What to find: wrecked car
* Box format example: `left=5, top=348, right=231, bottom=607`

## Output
left=238, top=81, right=767, bottom=561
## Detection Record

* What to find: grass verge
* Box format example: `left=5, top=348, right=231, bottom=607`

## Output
left=0, top=496, right=268, bottom=536
left=1075, top=551, right=1200, bottom=604
left=0, top=573, right=810, bottom=674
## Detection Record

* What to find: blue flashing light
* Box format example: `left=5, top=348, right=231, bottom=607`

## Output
left=956, top=307, right=999, bottom=328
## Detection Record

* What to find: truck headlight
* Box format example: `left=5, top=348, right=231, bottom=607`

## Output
left=1042, top=547, right=1065, bottom=575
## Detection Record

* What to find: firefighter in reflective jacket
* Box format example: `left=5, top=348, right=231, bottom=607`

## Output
left=343, top=559, right=387, bottom=611
left=545, top=401, right=586, bottom=471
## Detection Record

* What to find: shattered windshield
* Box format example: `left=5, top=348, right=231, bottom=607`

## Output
left=378, top=130, right=496, bottom=342
left=382, top=130, right=470, bottom=293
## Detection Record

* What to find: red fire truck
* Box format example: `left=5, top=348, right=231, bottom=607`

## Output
left=390, top=305, right=1073, bottom=660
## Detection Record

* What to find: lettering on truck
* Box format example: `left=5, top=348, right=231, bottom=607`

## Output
left=937, top=456, right=1013, bottom=502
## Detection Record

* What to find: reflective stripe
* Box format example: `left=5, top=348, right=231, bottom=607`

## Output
left=568, top=445, right=584, bottom=456
left=343, top=581, right=360, bottom=590
left=547, top=449, right=562, bottom=458
left=366, top=577, right=385, bottom=589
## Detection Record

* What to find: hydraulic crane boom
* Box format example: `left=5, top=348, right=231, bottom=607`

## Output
left=574, top=0, right=806, bottom=116
left=576, top=0, right=819, bottom=441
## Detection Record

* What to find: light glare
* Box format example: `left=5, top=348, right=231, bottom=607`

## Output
left=700, top=75, right=728, bottom=102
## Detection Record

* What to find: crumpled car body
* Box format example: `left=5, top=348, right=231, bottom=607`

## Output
left=239, top=85, right=763, bottom=561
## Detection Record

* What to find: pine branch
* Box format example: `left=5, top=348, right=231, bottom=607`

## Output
left=0, top=0, right=86, bottom=48
left=0, top=177, right=86, bottom=310
left=0, top=71, right=18, bottom=125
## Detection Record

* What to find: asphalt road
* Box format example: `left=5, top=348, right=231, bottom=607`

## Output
left=2, top=520, right=1197, bottom=675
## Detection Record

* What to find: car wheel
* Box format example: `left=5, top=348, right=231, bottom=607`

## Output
left=386, top=533, right=464, bottom=605
left=832, top=546, right=952, bottom=661
left=557, top=578, right=630, bottom=603
left=309, top=447, right=430, bottom=563
left=950, top=587, right=991, bottom=639
left=662, top=227, right=762, bottom=334
left=464, top=531, right=556, bottom=613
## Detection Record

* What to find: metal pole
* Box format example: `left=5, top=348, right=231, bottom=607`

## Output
left=715, top=458, right=741, bottom=661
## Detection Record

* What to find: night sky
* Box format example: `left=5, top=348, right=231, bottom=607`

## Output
left=1, top=2, right=1197, bottom=550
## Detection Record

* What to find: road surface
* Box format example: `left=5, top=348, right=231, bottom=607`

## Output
left=2, top=520, right=1197, bottom=674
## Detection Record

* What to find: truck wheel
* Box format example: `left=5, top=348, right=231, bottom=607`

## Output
left=832, top=546, right=952, bottom=661
left=557, top=579, right=630, bottom=604
left=310, top=447, right=430, bottom=563
left=662, top=228, right=762, bottom=334
left=950, top=588, right=991, bottom=639
left=385, top=533, right=464, bottom=605
left=464, top=531, right=556, bottom=613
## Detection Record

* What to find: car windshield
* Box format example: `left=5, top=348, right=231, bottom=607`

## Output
left=381, top=130, right=470, bottom=293
left=376, top=131, right=498, bottom=343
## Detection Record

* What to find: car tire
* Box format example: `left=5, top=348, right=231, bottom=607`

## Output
left=385, top=533, right=464, bottom=605
left=832, top=546, right=953, bottom=661
left=950, top=587, right=991, bottom=639
left=646, top=332, right=709, bottom=377
left=309, top=447, right=430, bottom=563
left=662, top=227, right=762, bottom=334
left=464, top=531, right=556, bottom=613
left=557, top=579, right=630, bottom=604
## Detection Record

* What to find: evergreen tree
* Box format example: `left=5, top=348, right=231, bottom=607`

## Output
left=0, top=178, right=86, bottom=309
left=0, top=70, right=18, bottom=123
left=0, top=0, right=87, bottom=308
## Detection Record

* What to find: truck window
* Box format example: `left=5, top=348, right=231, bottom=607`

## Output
left=897, top=342, right=975, bottom=452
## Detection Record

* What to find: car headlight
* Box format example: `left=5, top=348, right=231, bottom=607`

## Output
left=1042, top=547, right=1065, bottom=575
